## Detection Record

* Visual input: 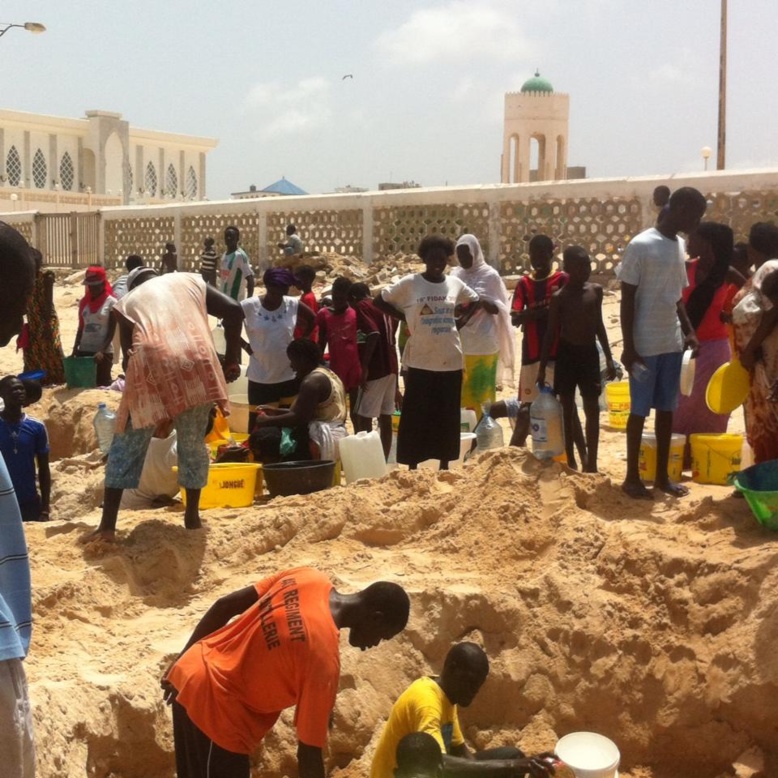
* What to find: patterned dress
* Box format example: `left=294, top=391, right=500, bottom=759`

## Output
left=23, top=270, right=65, bottom=385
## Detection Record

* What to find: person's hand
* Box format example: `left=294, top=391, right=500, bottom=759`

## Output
left=605, top=358, right=618, bottom=381
left=510, top=310, right=523, bottom=327
left=621, top=346, right=644, bottom=374
left=720, top=310, right=733, bottom=324
left=684, top=332, right=700, bottom=358
left=511, top=755, right=556, bottom=777
left=94, top=351, right=105, bottom=364
left=161, top=675, right=178, bottom=705
left=536, top=366, right=546, bottom=388
left=223, top=362, right=241, bottom=382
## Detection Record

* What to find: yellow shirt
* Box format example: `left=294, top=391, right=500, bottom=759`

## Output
left=370, top=677, right=464, bottom=778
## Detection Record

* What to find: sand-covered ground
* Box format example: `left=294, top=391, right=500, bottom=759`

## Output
left=0, top=271, right=773, bottom=778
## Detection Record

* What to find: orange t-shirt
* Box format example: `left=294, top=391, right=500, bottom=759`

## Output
left=168, top=567, right=340, bottom=754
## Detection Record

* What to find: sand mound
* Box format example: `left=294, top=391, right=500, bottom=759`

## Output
left=23, top=442, right=778, bottom=778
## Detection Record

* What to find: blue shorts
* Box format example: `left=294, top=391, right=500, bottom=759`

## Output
left=105, top=403, right=211, bottom=490
left=629, top=352, right=683, bottom=417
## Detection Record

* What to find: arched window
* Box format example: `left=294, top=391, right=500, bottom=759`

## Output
left=32, top=149, right=47, bottom=188
left=60, top=152, right=75, bottom=190
left=166, top=163, right=177, bottom=197
left=6, top=146, right=21, bottom=186
left=145, top=161, right=157, bottom=197
left=186, top=166, right=198, bottom=199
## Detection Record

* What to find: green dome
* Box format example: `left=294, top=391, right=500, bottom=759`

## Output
left=521, top=70, right=554, bottom=93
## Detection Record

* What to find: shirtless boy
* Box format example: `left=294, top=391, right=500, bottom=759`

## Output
left=538, top=246, right=615, bottom=472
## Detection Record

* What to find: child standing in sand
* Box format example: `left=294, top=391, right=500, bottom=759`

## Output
left=538, top=246, right=616, bottom=472
left=510, top=235, right=567, bottom=446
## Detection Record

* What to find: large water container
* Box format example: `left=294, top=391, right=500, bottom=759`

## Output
left=530, top=386, right=565, bottom=460
left=340, top=431, right=387, bottom=484
left=93, top=403, right=116, bottom=455
left=474, top=413, right=504, bottom=451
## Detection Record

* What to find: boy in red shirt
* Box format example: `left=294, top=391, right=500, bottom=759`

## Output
left=510, top=235, right=567, bottom=446
left=317, top=276, right=361, bottom=426
left=294, top=265, right=319, bottom=341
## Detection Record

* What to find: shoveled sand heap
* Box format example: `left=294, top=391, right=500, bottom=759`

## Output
left=20, top=440, right=778, bottom=778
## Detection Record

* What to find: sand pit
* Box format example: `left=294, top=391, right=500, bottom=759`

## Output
left=1, top=277, right=775, bottom=778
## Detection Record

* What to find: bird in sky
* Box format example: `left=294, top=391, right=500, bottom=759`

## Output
left=342, top=74, right=353, bottom=80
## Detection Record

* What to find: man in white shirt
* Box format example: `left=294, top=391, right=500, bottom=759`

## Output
left=221, top=226, right=255, bottom=302
left=617, top=187, right=706, bottom=500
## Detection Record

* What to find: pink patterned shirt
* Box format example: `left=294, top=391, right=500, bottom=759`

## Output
left=114, top=274, right=229, bottom=432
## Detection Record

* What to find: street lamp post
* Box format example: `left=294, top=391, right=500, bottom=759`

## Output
left=717, top=0, right=727, bottom=170
left=0, top=21, right=46, bottom=38
left=701, top=146, right=712, bottom=171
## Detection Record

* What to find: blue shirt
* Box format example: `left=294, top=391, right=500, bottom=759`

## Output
left=0, top=414, right=49, bottom=505
left=0, top=454, right=32, bottom=660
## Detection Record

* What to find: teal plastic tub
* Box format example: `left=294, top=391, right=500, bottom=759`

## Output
left=734, top=460, right=778, bottom=531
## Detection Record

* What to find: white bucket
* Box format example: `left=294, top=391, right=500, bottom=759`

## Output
left=228, top=393, right=252, bottom=436
left=555, top=732, right=620, bottom=778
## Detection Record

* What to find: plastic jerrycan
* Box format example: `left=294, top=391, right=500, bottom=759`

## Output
left=530, top=386, right=565, bottom=460
left=93, top=403, right=116, bottom=455
left=339, top=430, right=387, bottom=484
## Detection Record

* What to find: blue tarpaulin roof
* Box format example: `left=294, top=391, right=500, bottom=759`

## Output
left=261, top=177, right=307, bottom=195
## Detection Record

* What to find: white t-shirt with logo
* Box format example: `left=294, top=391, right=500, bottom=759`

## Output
left=381, top=274, right=478, bottom=371
left=220, top=248, right=254, bottom=301
left=616, top=227, right=688, bottom=357
left=241, top=296, right=299, bottom=384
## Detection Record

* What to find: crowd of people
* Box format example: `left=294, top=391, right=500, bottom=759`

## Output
left=2, top=191, right=778, bottom=773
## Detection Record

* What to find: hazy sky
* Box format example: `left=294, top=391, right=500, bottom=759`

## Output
left=2, top=1, right=776, bottom=199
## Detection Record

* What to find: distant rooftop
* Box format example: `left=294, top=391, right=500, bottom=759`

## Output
left=262, top=177, right=307, bottom=196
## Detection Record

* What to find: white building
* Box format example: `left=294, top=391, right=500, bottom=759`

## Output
left=0, top=108, right=217, bottom=210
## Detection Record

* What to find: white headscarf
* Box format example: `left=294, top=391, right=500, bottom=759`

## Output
left=452, top=234, right=516, bottom=384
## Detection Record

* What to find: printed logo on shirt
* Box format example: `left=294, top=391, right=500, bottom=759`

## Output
left=420, top=303, right=434, bottom=316
left=257, top=575, right=307, bottom=650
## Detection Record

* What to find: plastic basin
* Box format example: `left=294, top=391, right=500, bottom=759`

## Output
left=263, top=460, right=336, bottom=497
left=734, top=459, right=778, bottom=531
left=555, top=732, right=620, bottom=778
left=706, top=359, right=750, bottom=414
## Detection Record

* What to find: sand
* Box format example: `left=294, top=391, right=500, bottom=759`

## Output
left=0, top=277, right=774, bottom=778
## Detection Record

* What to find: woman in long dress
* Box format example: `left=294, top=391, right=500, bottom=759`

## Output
left=731, top=222, right=778, bottom=463
left=22, top=249, right=65, bottom=385
left=451, top=234, right=514, bottom=420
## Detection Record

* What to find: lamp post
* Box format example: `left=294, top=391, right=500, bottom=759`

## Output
left=717, top=0, right=727, bottom=170
left=701, top=146, right=712, bottom=171
left=0, top=21, right=46, bottom=38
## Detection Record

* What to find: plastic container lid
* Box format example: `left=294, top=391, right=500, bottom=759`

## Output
left=705, top=359, right=750, bottom=414
left=680, top=350, right=695, bottom=396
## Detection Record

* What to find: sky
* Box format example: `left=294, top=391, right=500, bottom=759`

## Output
left=2, top=1, right=777, bottom=199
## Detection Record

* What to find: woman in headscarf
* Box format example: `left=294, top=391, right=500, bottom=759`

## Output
left=241, top=267, right=316, bottom=431
left=452, top=234, right=514, bottom=420
left=731, top=222, right=778, bottom=463
left=72, top=265, right=117, bottom=387
left=672, top=222, right=743, bottom=449
left=21, top=248, right=65, bottom=385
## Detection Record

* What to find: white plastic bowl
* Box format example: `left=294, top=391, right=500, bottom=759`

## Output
left=555, top=732, right=620, bottom=778
left=680, top=350, right=695, bottom=396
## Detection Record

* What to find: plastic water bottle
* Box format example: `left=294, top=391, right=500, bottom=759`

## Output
left=93, top=403, right=116, bottom=455
left=530, top=386, right=565, bottom=460
left=474, top=404, right=504, bottom=451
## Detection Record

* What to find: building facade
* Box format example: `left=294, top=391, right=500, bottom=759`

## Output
left=0, top=108, right=217, bottom=209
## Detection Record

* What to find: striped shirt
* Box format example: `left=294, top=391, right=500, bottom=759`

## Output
left=0, top=454, right=32, bottom=661
left=220, top=248, right=253, bottom=301
left=511, top=270, right=567, bottom=364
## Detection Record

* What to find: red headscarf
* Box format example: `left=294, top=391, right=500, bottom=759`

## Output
left=79, top=266, right=114, bottom=316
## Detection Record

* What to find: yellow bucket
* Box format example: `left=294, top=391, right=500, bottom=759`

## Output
left=176, top=463, right=262, bottom=509
left=639, top=433, right=686, bottom=482
left=605, top=381, right=630, bottom=429
left=690, top=433, right=743, bottom=485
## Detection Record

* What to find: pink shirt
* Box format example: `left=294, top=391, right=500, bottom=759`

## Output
left=317, top=307, right=361, bottom=390
left=115, top=274, right=229, bottom=431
